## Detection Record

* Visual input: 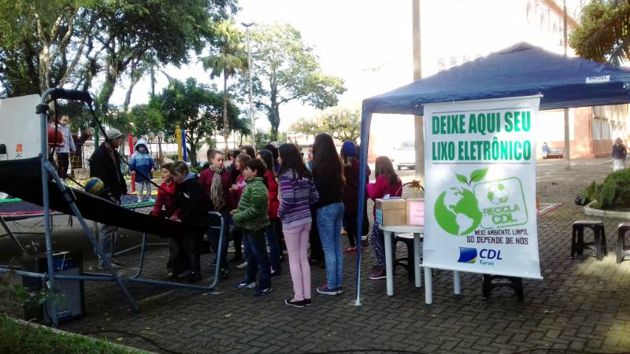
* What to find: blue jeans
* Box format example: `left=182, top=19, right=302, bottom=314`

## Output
left=244, top=228, right=271, bottom=289
left=266, top=220, right=281, bottom=273
left=316, top=202, right=345, bottom=289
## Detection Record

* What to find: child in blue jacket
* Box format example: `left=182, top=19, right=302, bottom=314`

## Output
left=129, top=139, right=155, bottom=202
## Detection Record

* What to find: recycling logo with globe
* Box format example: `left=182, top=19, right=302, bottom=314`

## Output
left=475, top=177, right=528, bottom=229
left=434, top=168, right=487, bottom=236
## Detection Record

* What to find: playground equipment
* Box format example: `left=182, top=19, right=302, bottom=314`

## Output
left=0, top=89, right=225, bottom=326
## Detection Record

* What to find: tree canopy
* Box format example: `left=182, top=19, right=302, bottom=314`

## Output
left=570, top=0, right=630, bottom=65
left=290, top=106, right=361, bottom=144
left=241, top=23, right=346, bottom=140
left=152, top=78, right=241, bottom=166
left=0, top=0, right=238, bottom=108
left=201, top=20, right=249, bottom=152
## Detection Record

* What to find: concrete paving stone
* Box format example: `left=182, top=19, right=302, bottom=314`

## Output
left=487, top=342, right=518, bottom=352
left=439, top=340, right=460, bottom=351
left=420, top=343, right=440, bottom=352
left=4, top=157, right=630, bottom=352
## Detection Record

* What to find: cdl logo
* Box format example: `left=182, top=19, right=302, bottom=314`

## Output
left=458, top=247, right=503, bottom=263
left=457, top=247, right=477, bottom=263
left=479, top=248, right=503, bottom=260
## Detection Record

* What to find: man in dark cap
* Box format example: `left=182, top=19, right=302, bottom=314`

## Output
left=89, top=128, right=127, bottom=270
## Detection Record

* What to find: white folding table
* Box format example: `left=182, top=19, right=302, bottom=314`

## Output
left=380, top=224, right=461, bottom=304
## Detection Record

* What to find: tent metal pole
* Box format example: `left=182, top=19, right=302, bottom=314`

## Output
left=355, top=108, right=372, bottom=306
left=563, top=0, right=571, bottom=170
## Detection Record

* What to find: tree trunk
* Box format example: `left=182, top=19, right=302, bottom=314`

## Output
left=98, top=63, right=121, bottom=114
left=269, top=104, right=281, bottom=141
left=223, top=72, right=229, bottom=154
left=123, top=75, right=141, bottom=111
left=189, top=133, right=198, bottom=167
left=189, top=145, right=197, bottom=167
left=38, top=44, right=51, bottom=93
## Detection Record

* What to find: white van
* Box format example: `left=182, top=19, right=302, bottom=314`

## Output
left=392, top=141, right=416, bottom=170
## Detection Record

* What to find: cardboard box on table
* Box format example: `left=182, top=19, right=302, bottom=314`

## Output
left=406, top=198, right=425, bottom=226
left=375, top=198, right=407, bottom=226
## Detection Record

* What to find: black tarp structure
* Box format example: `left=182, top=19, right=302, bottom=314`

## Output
left=0, top=158, right=202, bottom=237
left=354, top=43, right=630, bottom=304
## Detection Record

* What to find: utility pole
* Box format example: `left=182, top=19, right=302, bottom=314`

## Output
left=563, top=0, right=571, bottom=170
left=242, top=22, right=256, bottom=151
left=413, top=0, right=424, bottom=183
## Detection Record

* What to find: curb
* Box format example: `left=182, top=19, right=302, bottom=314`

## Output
left=5, top=316, right=153, bottom=354
left=583, top=201, right=630, bottom=220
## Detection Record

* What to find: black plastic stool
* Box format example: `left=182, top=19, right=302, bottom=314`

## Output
left=482, top=274, right=524, bottom=300
left=392, top=234, right=415, bottom=280
left=571, top=220, right=607, bottom=260
left=617, top=223, right=630, bottom=263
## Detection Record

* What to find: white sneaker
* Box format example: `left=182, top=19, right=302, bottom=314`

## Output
left=236, top=261, right=248, bottom=269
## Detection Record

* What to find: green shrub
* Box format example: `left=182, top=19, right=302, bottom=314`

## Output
left=1, top=274, right=138, bottom=353
left=584, top=168, right=630, bottom=209
left=0, top=314, right=135, bottom=354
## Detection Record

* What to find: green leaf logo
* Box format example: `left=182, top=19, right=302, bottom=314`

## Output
left=456, top=173, right=468, bottom=185
left=470, top=168, right=488, bottom=183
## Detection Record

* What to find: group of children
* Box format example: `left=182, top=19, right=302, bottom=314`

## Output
left=147, top=135, right=404, bottom=307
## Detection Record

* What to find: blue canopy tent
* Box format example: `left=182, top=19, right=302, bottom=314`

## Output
left=354, top=42, right=630, bottom=305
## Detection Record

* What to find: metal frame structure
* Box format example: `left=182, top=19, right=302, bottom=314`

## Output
left=126, top=212, right=225, bottom=291
left=0, top=88, right=137, bottom=326
left=0, top=88, right=226, bottom=326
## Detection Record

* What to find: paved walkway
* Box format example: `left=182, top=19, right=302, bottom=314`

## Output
left=4, top=157, right=630, bottom=353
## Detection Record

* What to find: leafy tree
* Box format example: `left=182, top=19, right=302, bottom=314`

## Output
left=116, top=104, right=164, bottom=137
left=290, top=106, right=361, bottom=143
left=201, top=20, right=249, bottom=153
left=0, top=0, right=238, bottom=109
left=290, top=117, right=319, bottom=140
left=255, top=130, right=287, bottom=148
left=239, top=23, right=346, bottom=140
left=570, top=0, right=630, bottom=65
left=0, top=0, right=98, bottom=95
left=153, top=78, right=239, bottom=166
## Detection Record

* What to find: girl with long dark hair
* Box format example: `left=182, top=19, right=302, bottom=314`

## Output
left=278, top=144, right=319, bottom=307
left=312, top=133, right=345, bottom=295
left=367, top=156, right=402, bottom=280
left=340, top=141, right=370, bottom=253
left=257, top=149, right=282, bottom=276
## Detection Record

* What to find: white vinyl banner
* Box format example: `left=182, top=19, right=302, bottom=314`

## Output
left=423, top=96, right=542, bottom=279
left=0, top=94, right=41, bottom=160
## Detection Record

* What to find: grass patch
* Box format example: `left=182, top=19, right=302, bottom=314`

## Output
left=0, top=314, right=140, bottom=354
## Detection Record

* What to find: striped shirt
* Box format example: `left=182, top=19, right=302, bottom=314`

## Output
left=278, top=170, right=319, bottom=229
